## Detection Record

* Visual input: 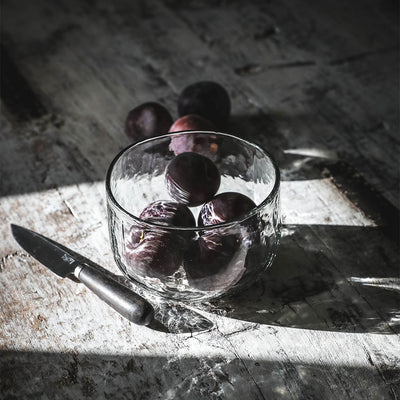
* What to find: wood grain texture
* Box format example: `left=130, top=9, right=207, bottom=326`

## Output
left=0, top=0, right=399, bottom=398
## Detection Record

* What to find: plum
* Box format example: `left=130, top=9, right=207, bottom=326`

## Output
left=198, top=192, right=256, bottom=226
left=169, top=132, right=220, bottom=160
left=125, top=102, right=173, bottom=142
left=186, top=192, right=257, bottom=289
left=184, top=232, right=246, bottom=292
left=178, top=81, right=231, bottom=129
left=124, top=225, right=184, bottom=277
left=169, top=114, right=216, bottom=133
left=139, top=200, right=196, bottom=228
left=123, top=201, right=195, bottom=278
left=165, top=152, right=221, bottom=207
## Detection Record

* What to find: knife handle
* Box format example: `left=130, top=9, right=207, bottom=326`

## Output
left=74, top=265, right=154, bottom=326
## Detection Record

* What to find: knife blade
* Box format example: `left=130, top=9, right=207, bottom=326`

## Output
left=10, top=224, right=154, bottom=326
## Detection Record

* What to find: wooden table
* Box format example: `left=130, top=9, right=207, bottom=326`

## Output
left=1, top=1, right=399, bottom=398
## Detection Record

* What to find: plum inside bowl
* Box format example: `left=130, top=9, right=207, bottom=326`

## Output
left=106, top=131, right=281, bottom=301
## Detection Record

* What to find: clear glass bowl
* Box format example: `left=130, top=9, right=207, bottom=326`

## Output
left=106, top=131, right=281, bottom=301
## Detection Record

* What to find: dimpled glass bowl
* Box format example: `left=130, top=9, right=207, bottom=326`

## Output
left=106, top=131, right=281, bottom=301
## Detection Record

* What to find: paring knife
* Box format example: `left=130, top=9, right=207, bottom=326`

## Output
left=10, top=224, right=155, bottom=326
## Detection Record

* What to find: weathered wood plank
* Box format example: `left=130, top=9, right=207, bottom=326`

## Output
left=1, top=176, right=398, bottom=398
left=0, top=44, right=47, bottom=121
left=1, top=0, right=398, bottom=198
left=0, top=0, right=399, bottom=398
left=160, top=0, right=399, bottom=207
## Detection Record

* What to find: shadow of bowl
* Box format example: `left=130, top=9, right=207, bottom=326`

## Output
left=205, top=224, right=399, bottom=334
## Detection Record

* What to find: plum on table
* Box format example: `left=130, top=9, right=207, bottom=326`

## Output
left=178, top=81, right=231, bottom=129
left=125, top=102, right=173, bottom=142
left=169, top=114, right=218, bottom=158
left=169, top=114, right=216, bottom=133
left=169, top=133, right=220, bottom=161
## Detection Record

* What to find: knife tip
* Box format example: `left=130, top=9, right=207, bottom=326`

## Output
left=10, top=223, right=24, bottom=236
left=10, top=223, right=18, bottom=234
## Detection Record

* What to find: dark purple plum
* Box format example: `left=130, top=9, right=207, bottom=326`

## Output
left=139, top=200, right=196, bottom=228
left=165, top=152, right=221, bottom=207
left=125, top=102, right=173, bottom=142
left=178, top=81, right=231, bottom=129
left=187, top=192, right=257, bottom=289
left=124, top=225, right=183, bottom=277
left=184, top=232, right=246, bottom=292
left=169, top=114, right=216, bottom=133
left=198, top=192, right=256, bottom=226
left=123, top=201, right=195, bottom=278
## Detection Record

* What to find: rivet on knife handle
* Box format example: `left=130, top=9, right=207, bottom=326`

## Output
left=74, top=264, right=154, bottom=325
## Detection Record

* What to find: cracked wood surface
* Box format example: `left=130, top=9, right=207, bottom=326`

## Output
left=0, top=0, right=399, bottom=399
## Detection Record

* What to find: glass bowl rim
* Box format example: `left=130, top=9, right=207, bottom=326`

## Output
left=105, top=130, right=280, bottom=232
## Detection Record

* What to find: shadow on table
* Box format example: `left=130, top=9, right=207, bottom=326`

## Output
left=2, top=99, right=398, bottom=334
left=50, top=244, right=214, bottom=335
left=55, top=220, right=399, bottom=335
left=0, top=350, right=395, bottom=400
left=208, top=224, right=400, bottom=334
left=0, top=108, right=354, bottom=197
